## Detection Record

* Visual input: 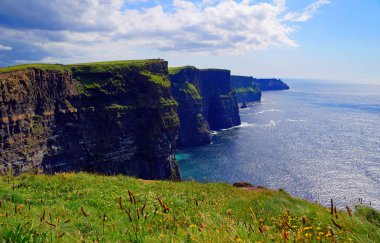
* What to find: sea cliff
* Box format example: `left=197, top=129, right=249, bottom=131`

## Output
left=254, top=78, right=289, bottom=91
left=230, top=75, right=262, bottom=102
left=0, top=60, right=180, bottom=180
left=169, top=66, right=240, bottom=148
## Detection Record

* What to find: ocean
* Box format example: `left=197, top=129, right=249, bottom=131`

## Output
left=176, top=80, right=380, bottom=209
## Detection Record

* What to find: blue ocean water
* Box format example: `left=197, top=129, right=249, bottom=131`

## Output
left=176, top=80, right=380, bottom=209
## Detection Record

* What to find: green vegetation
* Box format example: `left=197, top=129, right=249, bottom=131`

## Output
left=0, top=59, right=163, bottom=76
left=105, top=104, right=135, bottom=111
left=67, top=60, right=170, bottom=97
left=159, top=98, right=178, bottom=109
left=196, top=113, right=210, bottom=133
left=168, top=66, right=196, bottom=75
left=234, top=87, right=259, bottom=95
left=141, top=71, right=171, bottom=89
left=173, top=81, right=202, bottom=100
left=0, top=64, right=70, bottom=74
left=182, top=82, right=201, bottom=99
left=69, top=59, right=162, bottom=71
left=0, top=173, right=379, bottom=242
left=64, top=99, right=74, bottom=110
left=31, top=115, right=44, bottom=135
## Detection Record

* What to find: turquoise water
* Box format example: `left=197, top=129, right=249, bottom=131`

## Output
left=176, top=80, right=380, bottom=209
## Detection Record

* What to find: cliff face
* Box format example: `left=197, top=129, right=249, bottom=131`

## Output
left=169, top=67, right=211, bottom=148
left=253, top=78, right=289, bottom=91
left=199, top=69, right=240, bottom=130
left=169, top=67, right=240, bottom=148
left=230, top=75, right=261, bottom=102
left=0, top=60, right=181, bottom=180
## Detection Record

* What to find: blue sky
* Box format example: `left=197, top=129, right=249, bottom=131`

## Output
left=0, top=0, right=379, bottom=83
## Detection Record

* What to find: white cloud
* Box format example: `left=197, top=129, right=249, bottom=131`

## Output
left=283, top=0, right=331, bottom=22
left=0, top=0, right=330, bottom=64
left=0, top=44, right=12, bottom=51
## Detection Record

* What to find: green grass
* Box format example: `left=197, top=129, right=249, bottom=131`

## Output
left=168, top=66, right=197, bottom=75
left=234, top=87, right=259, bottom=95
left=182, top=82, right=202, bottom=99
left=172, top=81, right=202, bottom=100
left=0, top=64, right=70, bottom=74
left=69, top=59, right=163, bottom=74
left=0, top=59, right=163, bottom=75
left=140, top=71, right=171, bottom=89
left=0, top=173, right=379, bottom=242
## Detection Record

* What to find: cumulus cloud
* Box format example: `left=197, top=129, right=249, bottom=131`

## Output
left=0, top=44, right=12, bottom=51
left=0, top=0, right=329, bottom=64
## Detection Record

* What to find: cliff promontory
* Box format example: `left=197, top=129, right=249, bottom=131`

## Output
left=254, top=78, right=289, bottom=91
left=0, top=60, right=180, bottom=180
left=169, top=66, right=240, bottom=147
left=230, top=75, right=262, bottom=102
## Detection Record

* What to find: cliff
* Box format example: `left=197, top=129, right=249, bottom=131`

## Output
left=169, top=66, right=211, bottom=147
left=253, top=78, right=289, bottom=91
left=199, top=69, right=241, bottom=129
left=230, top=75, right=262, bottom=102
left=169, top=66, right=240, bottom=147
left=0, top=60, right=181, bottom=180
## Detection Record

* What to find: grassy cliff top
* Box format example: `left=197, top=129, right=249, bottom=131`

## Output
left=0, top=64, right=70, bottom=74
left=69, top=59, right=166, bottom=73
left=168, top=66, right=230, bottom=75
left=0, top=59, right=166, bottom=74
left=168, top=65, right=197, bottom=75
left=0, top=173, right=379, bottom=242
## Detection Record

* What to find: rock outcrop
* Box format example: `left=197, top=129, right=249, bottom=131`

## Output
left=169, top=67, right=211, bottom=148
left=169, top=66, right=240, bottom=148
left=230, top=75, right=262, bottom=102
left=200, top=69, right=241, bottom=130
left=0, top=60, right=181, bottom=180
left=253, top=78, right=289, bottom=91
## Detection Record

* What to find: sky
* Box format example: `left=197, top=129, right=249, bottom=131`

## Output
left=0, top=0, right=379, bottom=83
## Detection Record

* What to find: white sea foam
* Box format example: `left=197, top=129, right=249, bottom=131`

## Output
left=255, top=109, right=283, bottom=114
left=221, top=120, right=277, bottom=130
left=287, top=119, right=305, bottom=122
left=210, top=130, right=219, bottom=135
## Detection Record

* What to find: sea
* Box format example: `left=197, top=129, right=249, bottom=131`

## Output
left=176, top=80, right=380, bottom=209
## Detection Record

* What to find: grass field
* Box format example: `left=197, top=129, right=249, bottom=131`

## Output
left=0, top=59, right=164, bottom=74
left=0, top=173, right=379, bottom=242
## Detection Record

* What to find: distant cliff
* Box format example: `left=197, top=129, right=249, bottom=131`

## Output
left=253, top=78, right=289, bottom=91
left=169, top=66, right=240, bottom=148
left=0, top=60, right=180, bottom=180
left=230, top=75, right=261, bottom=102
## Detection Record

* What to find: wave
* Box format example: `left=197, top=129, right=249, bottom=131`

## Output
left=255, top=109, right=283, bottom=114
left=287, top=119, right=305, bottom=122
left=210, top=131, right=219, bottom=135
left=221, top=121, right=277, bottom=130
